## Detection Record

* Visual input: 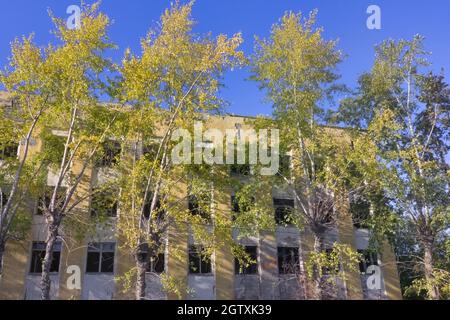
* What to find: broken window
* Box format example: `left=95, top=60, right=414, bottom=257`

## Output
left=230, top=163, right=251, bottom=177
left=274, top=198, right=295, bottom=225
left=143, top=194, right=165, bottom=221
left=231, top=194, right=255, bottom=221
left=37, top=187, right=67, bottom=216
left=278, top=247, right=300, bottom=274
left=29, top=242, right=62, bottom=274
left=86, top=243, right=115, bottom=274
left=189, top=246, right=212, bottom=275
left=235, top=246, right=258, bottom=275
left=278, top=154, right=291, bottom=177
left=90, top=189, right=118, bottom=218
left=0, top=143, right=18, bottom=160
left=358, top=250, right=379, bottom=274
left=188, top=194, right=211, bottom=221
left=98, top=141, right=121, bottom=167
left=1, top=190, right=8, bottom=209
left=146, top=253, right=165, bottom=274
left=350, top=198, right=371, bottom=229
left=322, top=248, right=341, bottom=275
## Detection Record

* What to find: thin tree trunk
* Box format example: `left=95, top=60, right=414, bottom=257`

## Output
left=423, top=244, right=440, bottom=300
left=41, top=219, right=59, bottom=300
left=135, top=242, right=150, bottom=300
left=311, top=232, right=324, bottom=300
left=0, top=239, right=5, bottom=275
left=135, top=260, right=147, bottom=300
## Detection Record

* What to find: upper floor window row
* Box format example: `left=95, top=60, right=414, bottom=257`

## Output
left=0, top=142, right=19, bottom=160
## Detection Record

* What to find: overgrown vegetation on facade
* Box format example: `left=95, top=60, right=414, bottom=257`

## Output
left=0, top=1, right=448, bottom=300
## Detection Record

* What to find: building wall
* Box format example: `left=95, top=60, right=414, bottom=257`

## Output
left=0, top=112, right=402, bottom=300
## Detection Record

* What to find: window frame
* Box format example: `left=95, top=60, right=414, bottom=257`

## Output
left=188, top=246, right=212, bottom=275
left=29, top=241, right=62, bottom=275
left=90, top=188, right=118, bottom=218
left=274, top=198, right=295, bottom=225
left=85, top=243, right=116, bottom=274
left=97, top=140, right=121, bottom=168
left=0, top=142, right=19, bottom=160
left=277, top=247, right=300, bottom=275
left=350, top=197, right=371, bottom=229
left=358, top=250, right=379, bottom=275
left=36, top=187, right=67, bottom=216
left=235, top=246, right=259, bottom=275
left=188, top=194, right=211, bottom=221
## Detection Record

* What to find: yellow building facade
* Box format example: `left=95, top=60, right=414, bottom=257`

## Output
left=0, top=95, right=402, bottom=300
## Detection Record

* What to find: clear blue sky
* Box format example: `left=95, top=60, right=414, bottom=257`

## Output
left=0, top=0, right=449, bottom=116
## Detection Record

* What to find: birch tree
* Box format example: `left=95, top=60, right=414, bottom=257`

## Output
left=250, top=10, right=364, bottom=299
left=0, top=34, right=54, bottom=278
left=115, top=1, right=244, bottom=300
left=335, top=36, right=449, bottom=300
left=30, top=3, right=119, bottom=300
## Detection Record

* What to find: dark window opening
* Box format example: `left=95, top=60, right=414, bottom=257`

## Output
left=322, top=249, right=341, bottom=275
left=278, top=154, right=291, bottom=177
left=358, top=250, right=379, bottom=274
left=146, top=253, right=165, bottom=274
left=37, top=187, right=67, bottom=216
left=189, top=246, right=212, bottom=275
left=90, top=189, right=118, bottom=218
left=274, top=199, right=295, bottom=225
left=231, top=195, right=255, bottom=221
left=98, top=141, right=121, bottom=167
left=142, top=143, right=159, bottom=160
left=143, top=194, right=165, bottom=221
left=188, top=194, right=211, bottom=221
left=0, top=143, right=18, bottom=160
left=1, top=191, right=8, bottom=208
left=86, top=243, right=115, bottom=274
left=351, top=198, right=371, bottom=229
left=235, top=246, right=258, bottom=275
left=230, top=164, right=251, bottom=176
left=29, top=242, right=62, bottom=274
left=278, top=247, right=300, bottom=274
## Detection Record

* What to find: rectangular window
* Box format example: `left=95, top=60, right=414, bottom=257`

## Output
left=142, top=143, right=159, bottom=160
left=189, top=246, right=212, bottom=275
left=86, top=243, right=115, bottom=274
left=278, top=247, right=300, bottom=275
left=143, top=194, right=164, bottom=221
left=0, top=143, right=18, bottom=160
left=29, top=242, right=62, bottom=274
left=90, top=189, right=118, bottom=218
left=235, top=246, right=258, bottom=275
left=230, top=164, right=251, bottom=177
left=274, top=199, right=295, bottom=225
left=37, top=187, right=67, bottom=216
left=188, top=195, right=211, bottom=221
left=98, top=141, right=121, bottom=167
left=231, top=194, right=255, bottom=221
left=0, top=250, right=3, bottom=275
left=1, top=191, right=8, bottom=208
left=231, top=195, right=240, bottom=214
left=146, top=253, right=165, bottom=274
left=322, top=249, right=340, bottom=275
left=351, top=198, right=371, bottom=229
left=358, top=250, right=379, bottom=274
left=278, top=154, right=291, bottom=177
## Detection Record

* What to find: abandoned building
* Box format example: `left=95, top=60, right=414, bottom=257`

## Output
left=0, top=92, right=402, bottom=300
